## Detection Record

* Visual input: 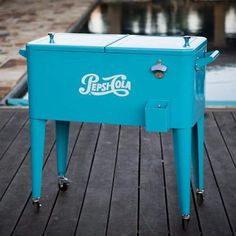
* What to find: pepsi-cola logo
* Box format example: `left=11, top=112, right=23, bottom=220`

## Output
left=79, top=73, right=131, bottom=97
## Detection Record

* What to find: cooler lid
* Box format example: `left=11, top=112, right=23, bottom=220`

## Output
left=106, top=35, right=207, bottom=54
left=26, top=33, right=129, bottom=52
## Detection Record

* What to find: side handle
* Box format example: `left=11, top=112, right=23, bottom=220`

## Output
left=195, top=50, right=220, bottom=69
left=19, top=47, right=27, bottom=58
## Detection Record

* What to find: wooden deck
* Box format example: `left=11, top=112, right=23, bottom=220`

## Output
left=0, top=108, right=235, bottom=236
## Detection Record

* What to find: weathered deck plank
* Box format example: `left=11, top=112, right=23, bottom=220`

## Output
left=0, top=109, right=14, bottom=132
left=106, top=126, right=139, bottom=236
left=0, top=120, right=55, bottom=236
left=0, top=111, right=28, bottom=160
left=139, top=130, right=168, bottom=235
left=0, top=109, right=235, bottom=236
left=192, top=112, right=235, bottom=236
left=204, top=112, right=236, bottom=234
left=0, top=120, right=30, bottom=200
left=213, top=112, right=236, bottom=167
left=75, top=124, right=119, bottom=236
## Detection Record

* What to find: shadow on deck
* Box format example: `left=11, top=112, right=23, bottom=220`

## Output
left=0, top=108, right=235, bottom=236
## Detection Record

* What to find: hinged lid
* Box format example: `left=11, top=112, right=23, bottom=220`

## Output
left=27, top=33, right=129, bottom=52
left=106, top=35, right=207, bottom=55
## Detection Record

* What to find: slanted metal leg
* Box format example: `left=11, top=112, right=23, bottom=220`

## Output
left=173, top=128, right=192, bottom=222
left=192, top=114, right=205, bottom=204
left=55, top=120, right=70, bottom=190
left=30, top=118, right=46, bottom=209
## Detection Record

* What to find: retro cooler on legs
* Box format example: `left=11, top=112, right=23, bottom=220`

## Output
left=19, top=33, right=219, bottom=229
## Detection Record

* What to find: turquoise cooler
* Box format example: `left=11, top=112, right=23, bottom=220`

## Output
left=19, top=33, right=219, bottom=227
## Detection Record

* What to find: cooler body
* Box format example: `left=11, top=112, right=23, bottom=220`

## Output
left=25, top=33, right=207, bottom=132
left=19, top=33, right=219, bottom=226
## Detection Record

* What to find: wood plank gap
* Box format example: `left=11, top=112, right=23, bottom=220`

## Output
left=42, top=142, right=56, bottom=169
left=105, top=125, right=121, bottom=236
left=42, top=123, right=84, bottom=236
left=137, top=126, right=141, bottom=236
left=75, top=124, right=120, bottom=235
left=190, top=182, right=203, bottom=235
left=42, top=190, right=60, bottom=236
left=232, top=112, right=236, bottom=122
left=0, top=117, right=28, bottom=161
left=10, top=192, right=32, bottom=236
left=106, top=126, right=139, bottom=235
left=0, top=147, right=30, bottom=201
left=41, top=123, right=99, bottom=236
left=0, top=119, right=31, bottom=199
left=159, top=133, right=171, bottom=236
left=204, top=143, right=235, bottom=235
left=212, top=112, right=236, bottom=169
left=0, top=112, right=15, bottom=133
left=73, top=124, right=102, bottom=236
left=62, top=123, right=84, bottom=174
left=0, top=121, right=55, bottom=235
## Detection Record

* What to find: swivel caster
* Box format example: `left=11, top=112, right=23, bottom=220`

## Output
left=196, top=189, right=204, bottom=206
left=182, top=215, right=190, bottom=231
left=58, top=176, right=71, bottom=191
left=32, top=198, right=41, bottom=212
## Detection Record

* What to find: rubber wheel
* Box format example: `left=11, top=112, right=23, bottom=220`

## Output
left=58, top=182, right=69, bottom=192
left=182, top=218, right=190, bottom=231
left=196, top=192, right=204, bottom=206
left=32, top=201, right=41, bottom=212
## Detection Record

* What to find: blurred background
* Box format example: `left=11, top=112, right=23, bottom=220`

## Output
left=0, top=0, right=236, bottom=106
left=80, top=0, right=236, bottom=105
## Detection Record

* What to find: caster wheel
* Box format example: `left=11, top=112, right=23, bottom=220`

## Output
left=182, top=215, right=190, bottom=231
left=196, top=190, right=204, bottom=206
left=58, top=182, right=69, bottom=191
left=32, top=199, right=41, bottom=212
left=58, top=176, right=70, bottom=192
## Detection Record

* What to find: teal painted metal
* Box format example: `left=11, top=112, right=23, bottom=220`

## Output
left=6, top=98, right=29, bottom=106
left=30, top=118, right=46, bottom=199
left=173, top=128, right=192, bottom=215
left=20, top=33, right=219, bottom=222
left=19, top=47, right=27, bottom=58
left=192, top=113, right=204, bottom=191
left=195, top=50, right=220, bottom=69
left=145, top=99, right=170, bottom=132
left=56, top=121, right=70, bottom=176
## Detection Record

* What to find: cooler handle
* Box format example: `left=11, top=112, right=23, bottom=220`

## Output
left=19, top=47, right=27, bottom=58
left=195, top=50, right=220, bottom=69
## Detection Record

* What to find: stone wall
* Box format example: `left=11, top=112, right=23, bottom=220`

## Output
left=0, top=0, right=97, bottom=99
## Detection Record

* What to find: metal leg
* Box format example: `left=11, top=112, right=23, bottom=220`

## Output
left=55, top=120, right=70, bottom=191
left=192, top=114, right=204, bottom=205
left=30, top=118, right=46, bottom=209
left=173, top=128, right=192, bottom=227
